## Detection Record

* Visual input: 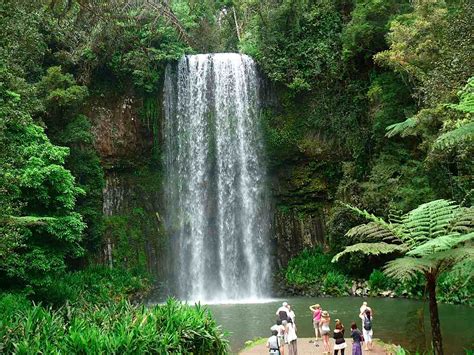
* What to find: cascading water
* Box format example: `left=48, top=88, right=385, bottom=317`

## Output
left=163, top=53, right=270, bottom=302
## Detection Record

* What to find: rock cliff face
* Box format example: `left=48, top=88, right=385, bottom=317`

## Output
left=273, top=209, right=326, bottom=268
left=87, top=92, right=165, bottom=277
left=87, top=94, right=153, bottom=169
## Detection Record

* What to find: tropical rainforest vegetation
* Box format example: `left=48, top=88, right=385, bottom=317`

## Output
left=0, top=0, right=472, bottom=353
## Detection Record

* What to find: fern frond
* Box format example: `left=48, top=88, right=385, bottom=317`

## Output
left=450, top=206, right=474, bottom=233
left=401, top=200, right=460, bottom=246
left=385, top=117, right=418, bottom=138
left=432, top=122, right=474, bottom=150
left=407, top=232, right=474, bottom=256
left=342, top=203, right=399, bottom=234
left=445, top=77, right=474, bottom=113
left=346, top=222, right=398, bottom=242
left=427, top=245, right=474, bottom=264
left=383, top=257, right=434, bottom=282
left=331, top=242, right=406, bottom=263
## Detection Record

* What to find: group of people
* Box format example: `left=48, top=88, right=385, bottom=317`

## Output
left=267, top=302, right=298, bottom=355
left=266, top=301, right=374, bottom=355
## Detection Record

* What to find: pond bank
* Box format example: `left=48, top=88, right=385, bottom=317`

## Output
left=239, top=338, right=397, bottom=354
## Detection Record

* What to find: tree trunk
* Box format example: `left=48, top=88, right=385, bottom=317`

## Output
left=427, top=273, right=443, bottom=355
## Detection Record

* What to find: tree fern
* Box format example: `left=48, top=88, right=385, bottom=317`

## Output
left=346, top=222, right=398, bottom=242
left=383, top=257, right=434, bottom=282
left=432, top=121, right=474, bottom=150
left=385, top=116, right=418, bottom=138
left=400, top=200, right=460, bottom=245
left=407, top=232, right=474, bottom=257
left=444, top=77, right=474, bottom=114
left=332, top=242, right=406, bottom=262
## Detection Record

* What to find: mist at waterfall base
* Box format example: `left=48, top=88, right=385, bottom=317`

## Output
left=163, top=53, right=271, bottom=304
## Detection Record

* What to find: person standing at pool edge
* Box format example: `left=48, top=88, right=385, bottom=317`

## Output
left=350, top=322, right=363, bottom=355
left=286, top=318, right=298, bottom=355
left=320, top=310, right=331, bottom=354
left=333, top=319, right=347, bottom=355
left=276, top=302, right=290, bottom=321
left=360, top=309, right=373, bottom=351
left=267, top=330, right=281, bottom=354
left=309, top=303, right=322, bottom=345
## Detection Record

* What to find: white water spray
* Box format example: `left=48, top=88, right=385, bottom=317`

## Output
left=163, top=53, right=270, bottom=302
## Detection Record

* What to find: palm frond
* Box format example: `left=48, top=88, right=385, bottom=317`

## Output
left=385, top=117, right=418, bottom=138
left=407, top=232, right=474, bottom=257
left=332, top=242, right=406, bottom=262
left=383, top=257, right=434, bottom=282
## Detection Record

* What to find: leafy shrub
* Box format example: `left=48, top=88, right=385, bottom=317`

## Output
left=284, top=247, right=335, bottom=286
left=0, top=295, right=228, bottom=354
left=437, top=269, right=474, bottom=306
left=322, top=271, right=349, bottom=296
left=368, top=269, right=396, bottom=292
left=284, top=248, right=350, bottom=295
left=32, top=266, right=150, bottom=307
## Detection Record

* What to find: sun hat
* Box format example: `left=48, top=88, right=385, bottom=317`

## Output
left=283, top=301, right=288, bottom=307
left=321, top=310, right=329, bottom=317
left=315, top=303, right=320, bottom=308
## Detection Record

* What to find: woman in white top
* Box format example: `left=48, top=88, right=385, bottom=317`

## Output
left=320, top=311, right=331, bottom=354
left=359, top=309, right=373, bottom=351
left=286, top=318, right=298, bottom=355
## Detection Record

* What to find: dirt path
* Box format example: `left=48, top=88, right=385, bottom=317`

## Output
left=239, top=338, right=395, bottom=355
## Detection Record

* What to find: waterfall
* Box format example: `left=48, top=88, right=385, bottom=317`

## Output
left=163, top=53, right=270, bottom=302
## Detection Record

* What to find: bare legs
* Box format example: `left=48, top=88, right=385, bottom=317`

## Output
left=322, top=334, right=330, bottom=353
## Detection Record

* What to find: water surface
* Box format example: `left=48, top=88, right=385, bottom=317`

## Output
left=207, top=297, right=473, bottom=354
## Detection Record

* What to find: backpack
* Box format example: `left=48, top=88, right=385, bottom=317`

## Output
left=363, top=316, right=372, bottom=331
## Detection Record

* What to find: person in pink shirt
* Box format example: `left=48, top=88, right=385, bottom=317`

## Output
left=309, top=303, right=322, bottom=345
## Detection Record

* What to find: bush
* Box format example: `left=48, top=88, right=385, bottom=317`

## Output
left=322, top=271, right=349, bottom=296
left=284, top=248, right=350, bottom=295
left=437, top=269, right=474, bottom=306
left=32, top=266, right=151, bottom=307
left=0, top=295, right=229, bottom=354
left=368, top=269, right=396, bottom=292
left=284, top=247, right=335, bottom=286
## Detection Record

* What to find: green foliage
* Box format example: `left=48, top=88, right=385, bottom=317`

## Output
left=334, top=200, right=474, bottom=298
left=322, top=271, right=349, bottom=296
left=0, top=294, right=228, bottom=354
left=284, top=247, right=349, bottom=295
left=37, top=66, right=88, bottom=110
left=33, top=266, right=151, bottom=307
left=368, top=269, right=396, bottom=292
left=0, top=63, right=85, bottom=290
left=241, top=0, right=344, bottom=90
left=342, top=0, right=410, bottom=63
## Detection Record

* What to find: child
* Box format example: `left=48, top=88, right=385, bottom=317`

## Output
left=351, top=322, right=363, bottom=355
left=267, top=329, right=281, bottom=354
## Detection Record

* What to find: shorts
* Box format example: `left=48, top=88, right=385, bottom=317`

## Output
left=363, top=328, right=373, bottom=342
left=313, top=319, right=320, bottom=329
